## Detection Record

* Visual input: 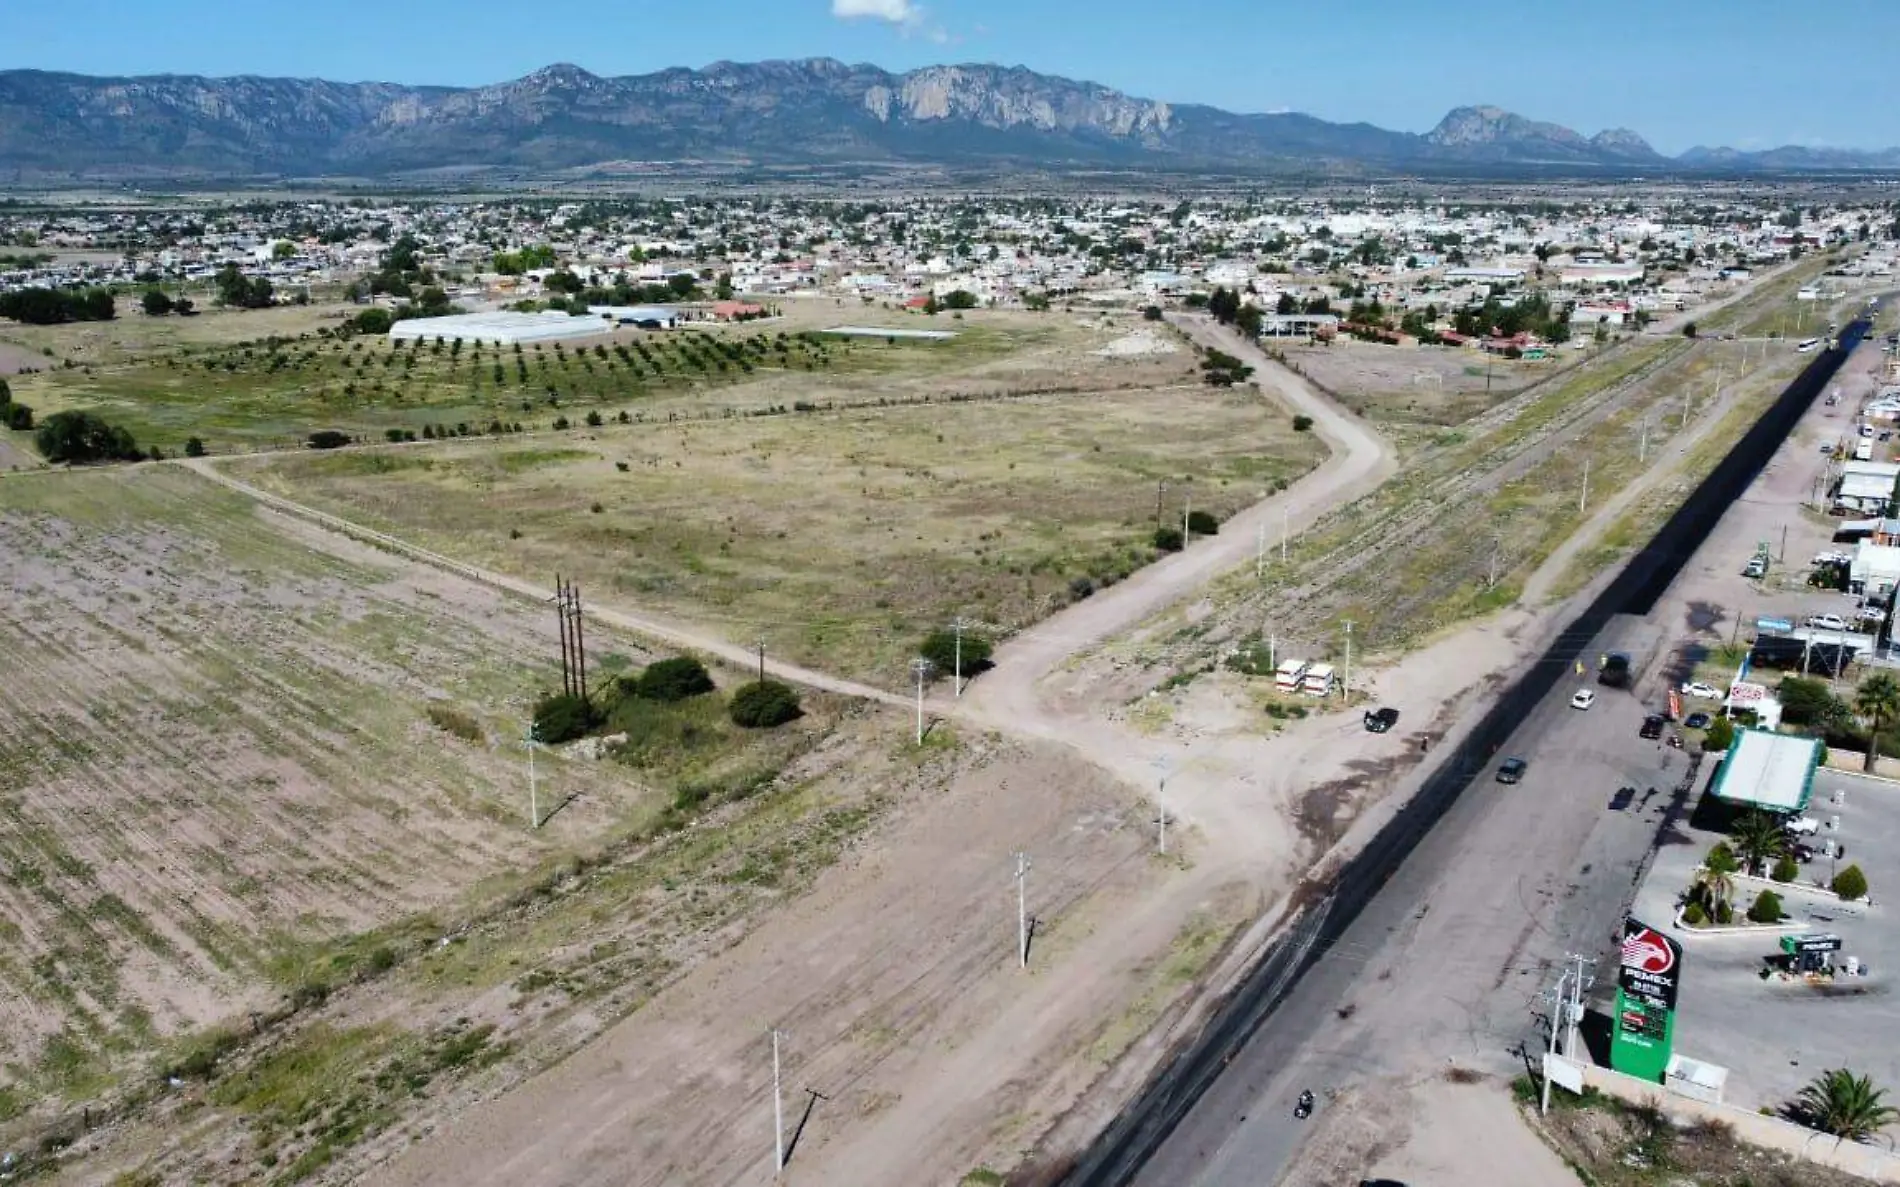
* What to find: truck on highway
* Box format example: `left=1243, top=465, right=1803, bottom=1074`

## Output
left=1598, top=651, right=1633, bottom=689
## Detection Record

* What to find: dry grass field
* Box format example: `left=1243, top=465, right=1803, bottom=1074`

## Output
left=0, top=465, right=835, bottom=1142
left=228, top=382, right=1324, bottom=685
left=1277, top=337, right=1551, bottom=427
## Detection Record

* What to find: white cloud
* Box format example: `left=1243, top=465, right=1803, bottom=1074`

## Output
left=831, top=0, right=922, bottom=23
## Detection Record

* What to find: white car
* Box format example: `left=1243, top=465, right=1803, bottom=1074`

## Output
left=1570, top=689, right=1597, bottom=710
left=1786, top=816, right=1821, bottom=836
left=1681, top=681, right=1721, bottom=700
left=1807, top=614, right=1849, bottom=632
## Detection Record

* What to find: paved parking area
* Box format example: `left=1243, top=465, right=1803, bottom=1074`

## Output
left=1626, top=766, right=1900, bottom=1113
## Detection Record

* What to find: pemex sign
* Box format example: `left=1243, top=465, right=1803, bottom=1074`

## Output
left=1610, top=917, right=1683, bottom=1082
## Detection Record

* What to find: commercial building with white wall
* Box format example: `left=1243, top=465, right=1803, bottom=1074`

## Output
left=388, top=310, right=611, bottom=346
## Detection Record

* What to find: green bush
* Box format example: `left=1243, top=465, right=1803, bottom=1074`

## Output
left=1713, top=900, right=1733, bottom=925
left=1833, top=864, right=1869, bottom=901
left=1292, top=415, right=1315, bottom=432
left=35, top=410, right=142, bottom=464
left=1153, top=526, right=1184, bottom=552
left=1771, top=855, right=1800, bottom=883
left=352, top=307, right=393, bottom=334
left=919, top=629, right=993, bottom=679
left=1682, top=901, right=1708, bottom=926
left=1185, top=509, right=1220, bottom=536
left=426, top=703, right=484, bottom=744
left=638, top=656, right=715, bottom=702
left=532, top=692, right=599, bottom=744
left=1703, top=717, right=1736, bottom=752
left=307, top=430, right=351, bottom=450
left=1747, top=890, right=1784, bottom=924
left=729, top=680, right=802, bottom=729
left=184, top=436, right=206, bottom=458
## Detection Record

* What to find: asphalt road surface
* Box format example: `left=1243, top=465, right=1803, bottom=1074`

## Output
left=1132, top=615, right=1693, bottom=1186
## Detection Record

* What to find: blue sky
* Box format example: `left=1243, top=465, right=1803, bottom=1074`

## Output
left=8, top=0, right=1898, bottom=154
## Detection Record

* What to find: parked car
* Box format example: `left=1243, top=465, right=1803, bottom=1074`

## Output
left=1640, top=714, right=1666, bottom=739
left=1363, top=706, right=1400, bottom=733
left=1571, top=689, right=1597, bottom=710
left=1744, top=558, right=1767, bottom=578
left=1681, top=681, right=1721, bottom=699
left=1609, top=786, right=1636, bottom=811
left=1786, top=815, right=1821, bottom=836
left=1684, top=712, right=1713, bottom=729
left=1807, top=613, right=1849, bottom=632
left=1496, top=757, right=1528, bottom=784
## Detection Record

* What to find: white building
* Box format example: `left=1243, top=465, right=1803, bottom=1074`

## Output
left=389, top=310, right=610, bottom=346
left=1850, top=540, right=1900, bottom=595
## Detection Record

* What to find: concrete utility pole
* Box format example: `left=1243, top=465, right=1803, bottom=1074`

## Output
left=910, top=658, right=932, bottom=744
left=1256, top=519, right=1266, bottom=579
left=1156, top=480, right=1167, bottom=531
left=772, top=1029, right=786, bottom=1175
left=1564, top=954, right=1596, bottom=1059
left=1182, top=482, right=1192, bottom=543
left=756, top=637, right=767, bottom=684
left=1580, top=458, right=1590, bottom=514
left=1639, top=413, right=1648, bottom=463
left=1342, top=620, right=1354, bottom=701
left=525, top=722, right=540, bottom=830
left=1540, top=965, right=1571, bottom=1115
left=1488, top=536, right=1502, bottom=589
left=1155, top=791, right=1170, bottom=856
left=1013, top=851, right=1032, bottom=968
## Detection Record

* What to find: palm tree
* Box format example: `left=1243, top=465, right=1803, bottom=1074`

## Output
left=1694, top=843, right=1739, bottom=915
left=1797, top=1068, right=1899, bottom=1140
left=1856, top=673, right=1900, bottom=773
left=1729, top=810, right=1788, bottom=877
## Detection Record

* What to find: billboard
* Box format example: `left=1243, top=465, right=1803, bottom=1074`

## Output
left=1610, top=917, right=1682, bottom=1082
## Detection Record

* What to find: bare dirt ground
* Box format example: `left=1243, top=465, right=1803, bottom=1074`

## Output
left=1279, top=337, right=1547, bottom=426
left=1279, top=1075, right=1574, bottom=1187
left=0, top=341, right=46, bottom=375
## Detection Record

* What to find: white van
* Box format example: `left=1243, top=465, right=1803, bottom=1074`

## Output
left=1797, top=338, right=1821, bottom=353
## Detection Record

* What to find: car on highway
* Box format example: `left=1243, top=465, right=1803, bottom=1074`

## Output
left=1807, top=613, right=1849, bottom=632
left=1570, top=689, right=1597, bottom=710
left=1684, top=712, right=1712, bottom=729
left=1681, top=681, right=1721, bottom=700
left=1639, top=714, right=1665, bottom=739
left=1363, top=706, right=1400, bottom=733
left=1609, top=786, right=1636, bottom=811
left=1495, top=756, right=1528, bottom=784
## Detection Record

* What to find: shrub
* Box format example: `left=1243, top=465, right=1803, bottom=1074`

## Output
left=552, top=415, right=570, bottom=430
left=1154, top=526, right=1184, bottom=552
left=184, top=436, right=206, bottom=458
left=1713, top=900, right=1733, bottom=925
left=1292, top=415, right=1315, bottom=432
left=1682, top=901, right=1708, bottom=926
left=532, top=692, right=599, bottom=745
left=307, top=430, right=351, bottom=450
left=1771, top=855, right=1800, bottom=883
left=352, top=307, right=392, bottom=335
left=1747, top=890, right=1784, bottom=924
left=1833, top=864, right=1869, bottom=901
left=384, top=428, right=406, bottom=442
left=1068, top=575, right=1096, bottom=601
left=1142, top=305, right=1162, bottom=322
left=729, top=680, right=802, bottom=729
left=919, top=630, right=993, bottom=679
left=585, top=410, right=603, bottom=427
left=3, top=401, right=31, bottom=430
left=1186, top=509, right=1220, bottom=536
left=426, top=704, right=484, bottom=744
left=35, top=410, right=142, bottom=464
left=638, top=656, right=715, bottom=702
left=1702, top=717, right=1735, bottom=751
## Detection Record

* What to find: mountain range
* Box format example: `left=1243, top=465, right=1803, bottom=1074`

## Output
left=1, top=60, right=1894, bottom=180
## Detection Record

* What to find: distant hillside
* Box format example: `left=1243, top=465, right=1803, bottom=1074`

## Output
left=0, top=61, right=1891, bottom=180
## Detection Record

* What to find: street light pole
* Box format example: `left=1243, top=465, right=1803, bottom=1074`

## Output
left=911, top=658, right=932, bottom=744
left=953, top=617, right=965, bottom=698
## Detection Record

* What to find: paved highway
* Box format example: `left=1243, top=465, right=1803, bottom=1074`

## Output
left=1131, top=617, right=1692, bottom=1185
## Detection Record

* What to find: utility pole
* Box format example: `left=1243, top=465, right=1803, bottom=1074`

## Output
left=525, top=722, right=540, bottom=830
left=1182, top=483, right=1192, bottom=544
left=756, top=638, right=766, bottom=684
left=1155, top=783, right=1169, bottom=856
left=1155, top=479, right=1167, bottom=531
left=1564, top=954, right=1596, bottom=1059
left=1341, top=620, right=1354, bottom=702
left=1780, top=523, right=1788, bottom=564
left=1282, top=503, right=1290, bottom=565
left=1540, top=965, right=1571, bottom=1115
left=1013, top=851, right=1032, bottom=968
left=1488, top=537, right=1502, bottom=589
left=1579, top=459, right=1590, bottom=514
left=771, top=1029, right=786, bottom=1175
left=1639, top=413, right=1648, bottom=463
left=1256, top=519, right=1266, bottom=579
left=953, top=618, right=965, bottom=698
left=910, top=658, right=932, bottom=744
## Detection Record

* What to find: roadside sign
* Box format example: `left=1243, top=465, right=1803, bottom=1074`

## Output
left=1611, top=917, right=1682, bottom=1083
left=1756, top=617, right=1794, bottom=632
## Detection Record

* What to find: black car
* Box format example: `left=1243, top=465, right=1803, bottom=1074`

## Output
left=1363, top=706, right=1400, bottom=733
left=1684, top=712, right=1712, bottom=730
left=1609, top=786, right=1636, bottom=811
left=1639, top=714, right=1665, bottom=739
left=1496, top=756, right=1528, bottom=784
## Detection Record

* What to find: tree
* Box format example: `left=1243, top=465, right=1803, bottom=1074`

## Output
left=1142, top=305, right=1163, bottom=322
left=1771, top=854, right=1800, bottom=883
left=1729, top=809, right=1787, bottom=876
left=1796, top=1069, right=1898, bottom=1140
left=1694, top=842, right=1739, bottom=916
left=1186, top=509, right=1219, bottom=536
left=919, top=629, right=993, bottom=680
left=184, top=436, right=206, bottom=458
left=666, top=272, right=699, bottom=298
left=173, top=296, right=195, bottom=316
left=215, top=264, right=274, bottom=309
left=1292, top=415, right=1315, bottom=432
left=1024, top=292, right=1051, bottom=312
left=636, top=656, right=715, bottom=702
left=1833, top=863, right=1869, bottom=902
left=1702, top=716, right=1735, bottom=752
left=1779, top=676, right=1849, bottom=731
left=141, top=289, right=174, bottom=316
left=1682, top=321, right=1698, bottom=339
left=34, top=410, right=141, bottom=464
left=1855, top=673, right=1900, bottom=771
left=1235, top=304, right=1264, bottom=339
left=1153, top=526, right=1184, bottom=552
left=729, top=680, right=801, bottom=728
left=533, top=691, right=599, bottom=744
left=1747, top=889, right=1784, bottom=923
left=1275, top=292, right=1298, bottom=315
left=353, top=307, right=393, bottom=335
left=306, top=430, right=351, bottom=450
